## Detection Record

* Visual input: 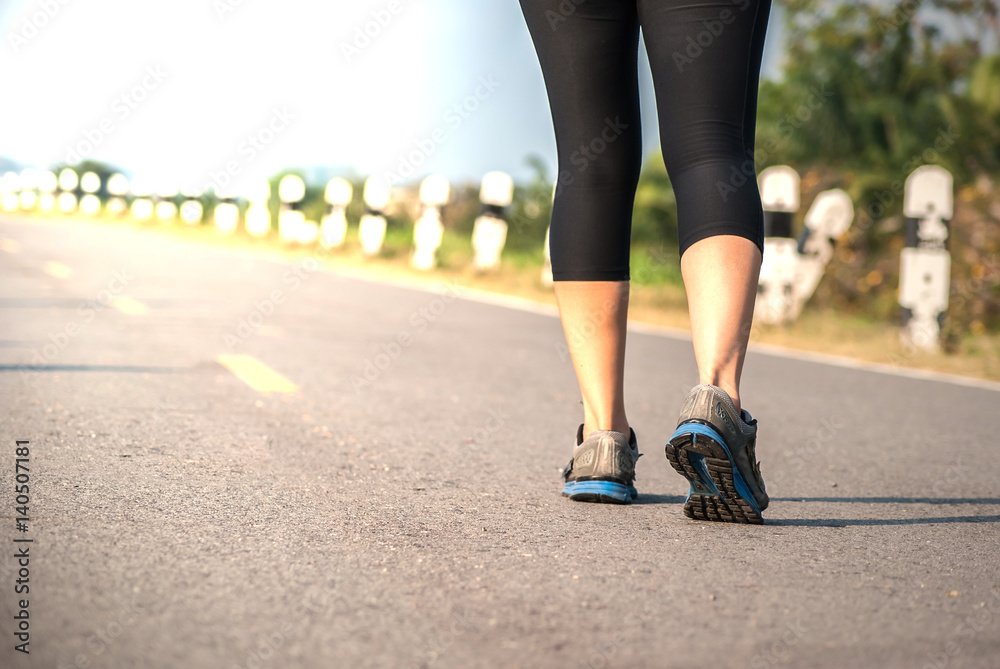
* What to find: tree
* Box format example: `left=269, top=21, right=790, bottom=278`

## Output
left=759, top=0, right=1000, bottom=181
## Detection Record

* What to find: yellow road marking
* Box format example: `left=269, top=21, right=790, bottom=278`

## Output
left=111, top=296, right=149, bottom=315
left=216, top=354, right=298, bottom=394
left=43, top=261, right=72, bottom=278
left=0, top=238, right=20, bottom=253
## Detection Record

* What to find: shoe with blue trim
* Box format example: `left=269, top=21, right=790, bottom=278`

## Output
left=561, top=424, right=639, bottom=504
left=665, top=384, right=768, bottom=524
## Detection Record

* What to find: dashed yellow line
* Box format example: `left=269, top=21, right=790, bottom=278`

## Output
left=43, top=261, right=72, bottom=278
left=111, top=296, right=149, bottom=315
left=0, top=238, right=20, bottom=253
left=216, top=354, right=298, bottom=394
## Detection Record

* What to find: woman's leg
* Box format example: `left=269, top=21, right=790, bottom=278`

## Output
left=640, top=0, right=773, bottom=522
left=518, top=0, right=644, bottom=439
left=638, top=0, right=772, bottom=411
left=554, top=281, right=630, bottom=438
left=680, top=236, right=760, bottom=412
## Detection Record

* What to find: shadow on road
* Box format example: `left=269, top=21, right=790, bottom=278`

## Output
left=0, top=364, right=184, bottom=373
left=768, top=515, right=1000, bottom=526
left=633, top=493, right=687, bottom=505
left=772, top=497, right=1000, bottom=504
left=766, top=497, right=1000, bottom=525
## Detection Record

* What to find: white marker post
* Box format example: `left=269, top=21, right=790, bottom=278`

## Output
left=79, top=172, right=102, bottom=215
left=411, top=174, right=449, bottom=271
left=37, top=171, right=57, bottom=213
left=321, top=178, right=352, bottom=250
left=180, top=186, right=204, bottom=225
left=214, top=190, right=240, bottom=235
left=1, top=172, right=20, bottom=212
left=245, top=182, right=271, bottom=238
left=755, top=165, right=800, bottom=325
left=106, top=173, right=130, bottom=216
left=471, top=171, right=513, bottom=272
left=18, top=169, right=38, bottom=211
left=130, top=175, right=154, bottom=221
left=790, top=189, right=854, bottom=319
left=57, top=168, right=79, bottom=213
left=359, top=176, right=390, bottom=257
left=899, top=165, right=953, bottom=353
left=155, top=183, right=179, bottom=222
left=278, top=174, right=307, bottom=244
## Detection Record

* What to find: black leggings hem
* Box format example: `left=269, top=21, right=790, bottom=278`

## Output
left=551, top=270, right=632, bottom=282
left=520, top=0, right=772, bottom=280
left=679, top=220, right=765, bottom=258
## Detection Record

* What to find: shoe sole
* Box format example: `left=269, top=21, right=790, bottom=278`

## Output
left=562, top=480, right=637, bottom=504
left=665, top=422, right=763, bottom=524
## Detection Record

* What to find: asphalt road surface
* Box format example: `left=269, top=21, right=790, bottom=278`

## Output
left=1, top=215, right=999, bottom=669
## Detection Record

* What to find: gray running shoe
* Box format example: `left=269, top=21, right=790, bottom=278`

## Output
left=665, top=384, right=768, bottom=523
left=561, top=424, right=640, bottom=504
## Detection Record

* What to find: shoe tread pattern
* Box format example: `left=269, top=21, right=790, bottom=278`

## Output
left=665, top=432, right=763, bottom=525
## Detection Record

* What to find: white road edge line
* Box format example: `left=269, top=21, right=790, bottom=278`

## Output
left=324, top=264, right=1000, bottom=394
left=9, top=216, right=994, bottom=392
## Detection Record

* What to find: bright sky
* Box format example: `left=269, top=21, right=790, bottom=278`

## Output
left=0, top=0, right=785, bottom=192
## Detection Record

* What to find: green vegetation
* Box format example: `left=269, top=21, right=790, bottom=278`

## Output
left=29, top=0, right=998, bottom=372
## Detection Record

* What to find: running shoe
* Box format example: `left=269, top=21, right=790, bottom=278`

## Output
left=561, top=424, right=639, bottom=504
left=665, top=384, right=768, bottom=524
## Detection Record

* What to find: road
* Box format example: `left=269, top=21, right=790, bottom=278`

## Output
left=1, top=215, right=998, bottom=669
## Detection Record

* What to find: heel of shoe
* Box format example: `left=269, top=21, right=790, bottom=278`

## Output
left=562, top=479, right=637, bottom=504
left=666, top=422, right=763, bottom=524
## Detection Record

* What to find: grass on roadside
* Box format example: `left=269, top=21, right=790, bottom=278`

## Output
left=26, top=213, right=1000, bottom=382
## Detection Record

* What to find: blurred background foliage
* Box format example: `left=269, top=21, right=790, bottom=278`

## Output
left=491, top=0, right=1000, bottom=341
left=751, top=0, right=1000, bottom=346
left=65, top=0, right=1000, bottom=346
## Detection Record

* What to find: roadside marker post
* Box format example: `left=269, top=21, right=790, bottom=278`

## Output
left=471, top=171, right=513, bottom=272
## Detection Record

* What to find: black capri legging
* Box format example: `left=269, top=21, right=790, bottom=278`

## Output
left=519, top=0, right=772, bottom=280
